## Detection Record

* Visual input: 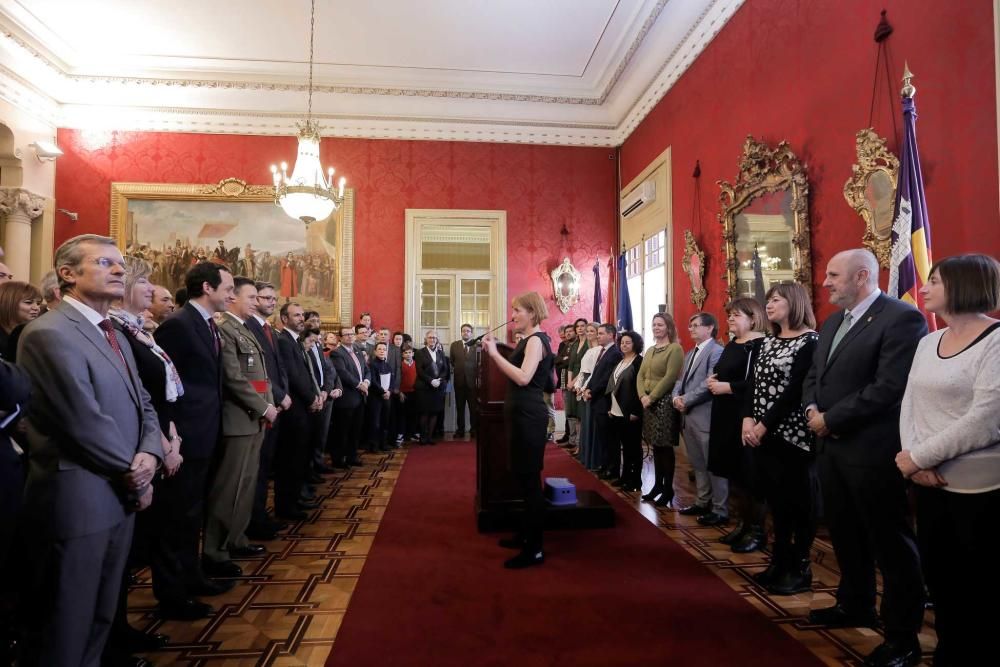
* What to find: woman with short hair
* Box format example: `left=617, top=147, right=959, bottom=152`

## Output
left=707, top=298, right=768, bottom=552
left=896, top=254, right=1000, bottom=667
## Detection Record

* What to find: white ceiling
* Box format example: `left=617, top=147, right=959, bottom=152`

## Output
left=0, top=0, right=744, bottom=146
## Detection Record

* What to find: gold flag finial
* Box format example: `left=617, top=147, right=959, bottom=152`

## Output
left=901, top=62, right=916, bottom=98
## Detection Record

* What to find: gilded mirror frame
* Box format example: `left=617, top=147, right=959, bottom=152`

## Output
left=550, top=257, right=581, bottom=314
left=718, top=136, right=812, bottom=301
left=843, top=128, right=899, bottom=268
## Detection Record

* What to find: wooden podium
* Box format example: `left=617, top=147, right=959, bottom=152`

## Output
left=474, top=343, right=614, bottom=532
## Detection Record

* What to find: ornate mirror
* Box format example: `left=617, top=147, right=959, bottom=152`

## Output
left=843, top=128, right=899, bottom=268
left=718, top=136, right=811, bottom=301
left=550, top=257, right=581, bottom=313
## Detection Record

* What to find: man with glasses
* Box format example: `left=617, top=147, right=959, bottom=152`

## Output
left=414, top=331, right=450, bottom=445
left=329, top=326, right=370, bottom=467
left=672, top=313, right=726, bottom=523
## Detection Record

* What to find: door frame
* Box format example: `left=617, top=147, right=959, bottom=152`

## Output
left=404, top=209, right=508, bottom=343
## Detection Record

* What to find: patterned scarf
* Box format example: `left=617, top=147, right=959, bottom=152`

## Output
left=109, top=308, right=185, bottom=402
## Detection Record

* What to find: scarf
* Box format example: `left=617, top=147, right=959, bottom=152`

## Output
left=109, top=308, right=185, bottom=402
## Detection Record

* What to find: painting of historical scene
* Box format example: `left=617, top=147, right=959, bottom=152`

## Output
left=110, top=179, right=354, bottom=325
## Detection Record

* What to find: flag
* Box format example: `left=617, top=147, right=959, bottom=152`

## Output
left=752, top=245, right=767, bottom=304
left=616, top=252, right=633, bottom=331
left=887, top=89, right=935, bottom=329
left=592, top=260, right=602, bottom=323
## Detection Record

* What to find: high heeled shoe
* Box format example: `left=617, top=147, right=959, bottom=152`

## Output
left=641, top=486, right=663, bottom=502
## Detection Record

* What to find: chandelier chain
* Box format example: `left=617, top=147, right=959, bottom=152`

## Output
left=307, top=0, right=315, bottom=120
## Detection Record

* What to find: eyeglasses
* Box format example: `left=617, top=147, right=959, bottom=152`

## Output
left=89, top=257, right=126, bottom=270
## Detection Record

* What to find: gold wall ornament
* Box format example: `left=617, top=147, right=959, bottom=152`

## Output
left=681, top=230, right=707, bottom=309
left=718, top=136, right=812, bottom=302
left=843, top=128, right=899, bottom=268
left=110, top=178, right=355, bottom=327
left=550, top=257, right=582, bottom=314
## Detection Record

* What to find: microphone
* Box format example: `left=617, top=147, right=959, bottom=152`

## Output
left=466, top=319, right=514, bottom=346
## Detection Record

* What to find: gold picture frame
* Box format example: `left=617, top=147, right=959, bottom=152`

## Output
left=718, top=136, right=812, bottom=302
left=681, top=230, right=706, bottom=309
left=110, top=177, right=354, bottom=326
left=843, top=128, right=899, bottom=268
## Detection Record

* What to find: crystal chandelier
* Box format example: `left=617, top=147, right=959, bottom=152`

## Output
left=270, top=0, right=345, bottom=225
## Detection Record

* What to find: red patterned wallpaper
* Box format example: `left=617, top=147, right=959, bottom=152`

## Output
left=54, top=130, right=618, bottom=335
left=622, top=0, right=1000, bottom=326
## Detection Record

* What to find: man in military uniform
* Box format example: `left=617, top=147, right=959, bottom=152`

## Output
left=203, top=277, right=279, bottom=577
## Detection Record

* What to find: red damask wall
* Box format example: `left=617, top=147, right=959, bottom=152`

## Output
left=621, top=0, right=1000, bottom=326
left=54, top=130, right=617, bottom=334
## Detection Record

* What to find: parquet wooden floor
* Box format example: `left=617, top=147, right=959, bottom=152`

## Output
left=127, top=440, right=938, bottom=665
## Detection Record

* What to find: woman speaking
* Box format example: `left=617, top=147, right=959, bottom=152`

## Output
left=482, top=292, right=554, bottom=569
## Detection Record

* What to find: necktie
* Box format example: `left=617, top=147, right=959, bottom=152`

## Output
left=98, top=319, right=134, bottom=383
left=310, top=347, right=324, bottom=385
left=207, top=317, right=221, bottom=356
left=827, top=311, right=854, bottom=360
left=681, top=346, right=700, bottom=392
left=348, top=347, right=363, bottom=380
left=303, top=349, right=320, bottom=393
left=596, top=346, right=607, bottom=364
left=263, top=321, right=275, bottom=348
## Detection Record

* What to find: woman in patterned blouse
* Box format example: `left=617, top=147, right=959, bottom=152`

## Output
left=742, top=283, right=818, bottom=596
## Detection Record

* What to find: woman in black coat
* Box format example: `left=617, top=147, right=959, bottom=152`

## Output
left=413, top=330, right=450, bottom=444
left=607, top=331, right=644, bottom=491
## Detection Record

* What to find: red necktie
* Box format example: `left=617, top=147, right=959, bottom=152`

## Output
left=98, top=319, right=134, bottom=382
left=263, top=321, right=275, bottom=348
left=208, top=317, right=221, bottom=355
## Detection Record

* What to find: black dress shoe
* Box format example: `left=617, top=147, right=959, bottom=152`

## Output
left=503, top=549, right=545, bottom=569
left=189, top=577, right=235, bottom=596
left=766, top=560, right=813, bottom=596
left=731, top=526, right=765, bottom=553
left=276, top=508, right=308, bottom=520
left=641, top=487, right=663, bottom=502
left=158, top=598, right=213, bottom=620
left=719, top=521, right=746, bottom=545
left=807, top=604, right=881, bottom=629
left=229, top=544, right=267, bottom=558
left=298, top=499, right=322, bottom=510
left=863, top=640, right=921, bottom=667
left=678, top=504, right=710, bottom=516
left=114, top=624, right=170, bottom=652
left=202, top=559, right=243, bottom=578
left=752, top=562, right=779, bottom=586
left=696, top=512, right=729, bottom=526
left=555, top=434, right=569, bottom=444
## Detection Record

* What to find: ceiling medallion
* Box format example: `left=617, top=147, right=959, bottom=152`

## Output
left=269, top=0, right=345, bottom=226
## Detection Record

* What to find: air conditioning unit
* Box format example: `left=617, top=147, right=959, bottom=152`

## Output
left=621, top=180, right=655, bottom=218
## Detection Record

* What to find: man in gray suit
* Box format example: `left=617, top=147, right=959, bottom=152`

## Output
left=672, top=312, right=726, bottom=524
left=18, top=234, right=162, bottom=666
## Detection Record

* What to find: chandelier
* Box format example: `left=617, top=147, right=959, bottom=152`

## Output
left=270, top=0, right=345, bottom=225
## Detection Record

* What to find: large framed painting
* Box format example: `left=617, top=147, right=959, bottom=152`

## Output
left=110, top=178, right=354, bottom=326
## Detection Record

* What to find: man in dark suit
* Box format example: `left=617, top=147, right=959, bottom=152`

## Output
left=274, top=302, right=320, bottom=519
left=18, top=235, right=162, bottom=664
left=303, top=312, right=341, bottom=479
left=152, top=261, right=234, bottom=619
left=376, top=327, right=401, bottom=447
left=449, top=323, right=475, bottom=438
left=803, top=249, right=927, bottom=667
left=414, top=331, right=450, bottom=444
left=245, top=282, right=290, bottom=539
left=583, top=323, right=623, bottom=478
left=330, top=325, right=370, bottom=465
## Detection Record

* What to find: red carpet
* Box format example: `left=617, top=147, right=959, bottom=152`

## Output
left=326, top=443, right=824, bottom=667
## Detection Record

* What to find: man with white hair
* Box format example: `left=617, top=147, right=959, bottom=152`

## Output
left=802, top=248, right=927, bottom=667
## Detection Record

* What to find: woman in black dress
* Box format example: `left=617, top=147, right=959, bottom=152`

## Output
left=742, top=283, right=818, bottom=596
left=482, top=291, right=553, bottom=569
left=707, top=298, right=768, bottom=552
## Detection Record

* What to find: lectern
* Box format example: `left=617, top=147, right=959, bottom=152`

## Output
left=474, top=343, right=614, bottom=532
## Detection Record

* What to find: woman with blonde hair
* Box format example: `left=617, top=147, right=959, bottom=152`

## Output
left=0, top=281, right=42, bottom=361
left=482, top=292, right=554, bottom=569
left=636, top=312, right=683, bottom=507
left=572, top=322, right=602, bottom=469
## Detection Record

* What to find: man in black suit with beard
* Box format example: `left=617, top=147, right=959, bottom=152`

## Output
left=803, top=249, right=927, bottom=667
left=330, top=326, right=370, bottom=466
left=244, top=281, right=290, bottom=539
left=152, top=261, right=235, bottom=620
left=274, top=302, right=321, bottom=520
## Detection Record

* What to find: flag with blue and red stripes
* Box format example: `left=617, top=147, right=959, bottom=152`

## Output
left=888, top=94, right=935, bottom=329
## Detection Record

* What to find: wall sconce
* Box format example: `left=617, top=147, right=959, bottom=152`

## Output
left=28, top=140, right=63, bottom=162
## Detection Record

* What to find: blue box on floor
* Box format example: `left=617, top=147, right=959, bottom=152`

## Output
left=544, top=477, right=577, bottom=506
